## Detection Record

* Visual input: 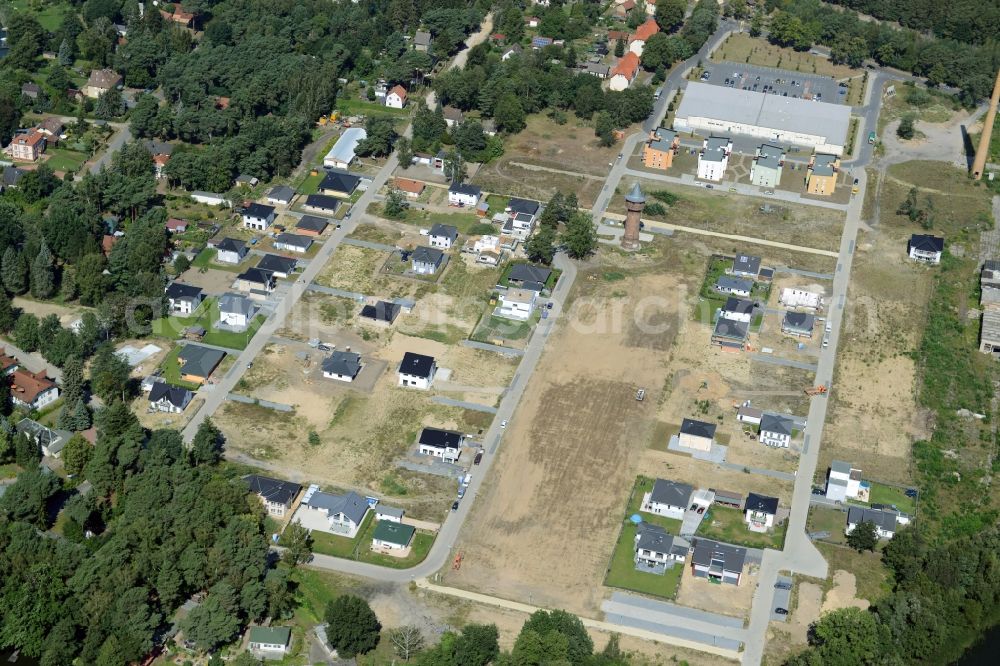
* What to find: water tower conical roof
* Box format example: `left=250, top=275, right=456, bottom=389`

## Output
left=625, top=182, right=645, bottom=204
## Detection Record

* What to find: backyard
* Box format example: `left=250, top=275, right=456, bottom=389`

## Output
left=605, top=522, right=683, bottom=600
left=628, top=476, right=684, bottom=533
left=306, top=512, right=435, bottom=569
left=309, top=512, right=374, bottom=558
left=158, top=347, right=207, bottom=391
left=696, top=506, right=787, bottom=550
left=151, top=298, right=265, bottom=350
left=44, top=147, right=89, bottom=173
left=390, top=209, right=491, bottom=235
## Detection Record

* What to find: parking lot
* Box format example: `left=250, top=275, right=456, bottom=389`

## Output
left=699, top=62, right=848, bottom=106
left=771, top=575, right=793, bottom=622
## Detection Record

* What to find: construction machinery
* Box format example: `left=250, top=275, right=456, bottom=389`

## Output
left=452, top=551, right=463, bottom=570
left=804, top=385, right=828, bottom=396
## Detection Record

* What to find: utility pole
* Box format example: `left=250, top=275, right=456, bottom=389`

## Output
left=971, top=69, right=1000, bottom=180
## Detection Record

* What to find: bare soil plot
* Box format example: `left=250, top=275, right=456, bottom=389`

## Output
left=608, top=178, right=846, bottom=252
left=176, top=266, right=242, bottom=295
left=134, top=396, right=205, bottom=431
left=316, top=244, right=418, bottom=300
left=11, top=297, right=92, bottom=326
left=821, top=570, right=869, bottom=614
left=674, top=567, right=756, bottom=619
left=638, top=447, right=795, bottom=504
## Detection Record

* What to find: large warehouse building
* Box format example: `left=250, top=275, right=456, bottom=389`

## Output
left=674, top=82, right=852, bottom=156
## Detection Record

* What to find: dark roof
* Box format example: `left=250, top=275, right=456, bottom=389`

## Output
left=307, top=490, right=369, bottom=525
left=760, top=412, right=794, bottom=436
left=219, top=293, right=253, bottom=316
left=296, top=215, right=329, bottom=233
left=449, top=181, right=481, bottom=197
left=910, top=234, right=944, bottom=253
left=732, top=253, right=761, bottom=275
left=217, top=237, right=247, bottom=254
left=782, top=311, right=815, bottom=331
left=691, top=538, right=747, bottom=573
left=745, top=492, right=779, bottom=515
left=244, top=202, right=275, bottom=219
left=268, top=185, right=295, bottom=202
left=237, top=267, right=274, bottom=286
left=320, top=170, right=361, bottom=194
left=149, top=382, right=192, bottom=408
left=2, top=165, right=26, bottom=187
left=177, top=345, right=226, bottom=378
left=509, top=263, right=552, bottom=285
left=429, top=223, right=458, bottom=240
left=713, top=317, right=749, bottom=341
left=680, top=418, right=716, bottom=440
left=372, top=520, right=415, bottom=546
left=419, top=427, right=463, bottom=449
left=412, top=246, right=444, bottom=265
left=143, top=139, right=174, bottom=155
left=321, top=351, right=362, bottom=378
left=257, top=254, right=297, bottom=274
left=400, top=351, right=435, bottom=378
left=715, top=276, right=753, bottom=293
left=165, top=282, right=203, bottom=301
left=636, top=523, right=689, bottom=558
left=508, top=198, right=540, bottom=216
left=723, top=297, right=754, bottom=316
left=649, top=478, right=693, bottom=508
left=274, top=232, right=313, bottom=249
left=305, top=194, right=341, bottom=211
left=847, top=506, right=898, bottom=532
left=360, top=301, right=401, bottom=323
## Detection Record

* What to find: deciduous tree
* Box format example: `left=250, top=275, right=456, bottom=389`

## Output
left=324, top=595, right=381, bottom=657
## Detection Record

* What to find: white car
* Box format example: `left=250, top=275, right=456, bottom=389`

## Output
left=825, top=322, right=833, bottom=333
left=500, top=420, right=508, bottom=428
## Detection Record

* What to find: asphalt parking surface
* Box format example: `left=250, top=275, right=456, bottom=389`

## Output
left=771, top=575, right=793, bottom=622
left=699, top=62, right=848, bottom=105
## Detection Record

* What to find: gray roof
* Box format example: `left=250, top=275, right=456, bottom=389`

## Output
left=149, top=382, right=192, bottom=408
left=830, top=460, right=853, bottom=475
left=847, top=506, right=898, bottom=532
left=680, top=418, right=716, bottom=440
left=910, top=234, right=944, bottom=253
left=257, top=254, right=296, bottom=274
left=755, top=143, right=784, bottom=170
left=324, top=128, right=367, bottom=165
left=760, top=412, right=794, bottom=437
left=177, top=344, right=226, bottom=378
left=274, top=232, right=313, bottom=250
left=508, top=198, right=540, bottom=216
left=307, top=490, right=369, bottom=525
left=715, top=276, right=753, bottom=293
left=810, top=153, right=838, bottom=176
left=322, top=351, right=362, bottom=378
left=414, top=30, right=431, bottom=46
left=625, top=182, right=645, bottom=204
left=509, top=263, right=552, bottom=285
left=722, top=297, right=754, bottom=316
left=429, top=223, right=458, bottom=241
left=268, top=185, right=295, bottom=202
left=412, top=246, right=444, bottom=265
left=165, top=282, right=203, bottom=301
left=449, top=181, right=481, bottom=197
left=745, top=492, right=779, bottom=515
left=732, top=253, right=761, bottom=275
left=377, top=505, right=404, bottom=518
left=782, top=311, right=815, bottom=333
left=676, top=82, right=851, bottom=148
left=713, top=317, right=749, bottom=341
left=636, top=523, right=689, bottom=558
left=305, top=194, right=341, bottom=211
left=244, top=203, right=275, bottom=219
left=219, top=293, right=254, bottom=316
left=702, top=136, right=731, bottom=162
left=649, top=127, right=678, bottom=151
left=243, top=475, right=302, bottom=506
left=217, top=237, right=247, bottom=254
left=649, top=478, right=693, bottom=508
left=16, top=418, right=69, bottom=455
left=296, top=215, right=329, bottom=233
left=691, top=538, right=747, bottom=573
left=237, top=267, right=274, bottom=287
left=2, top=165, right=26, bottom=187
left=320, top=169, right=361, bottom=194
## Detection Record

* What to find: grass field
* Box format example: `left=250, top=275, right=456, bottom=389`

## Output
left=44, top=148, right=89, bottom=172
left=310, top=512, right=374, bottom=558
left=151, top=298, right=264, bottom=350
left=815, top=542, right=892, bottom=603
left=605, top=522, right=683, bottom=599
left=861, top=482, right=916, bottom=514
left=712, top=33, right=859, bottom=80
left=11, top=0, right=67, bottom=31
left=696, top=506, right=787, bottom=550
left=393, top=209, right=490, bottom=235
left=878, top=82, right=963, bottom=133
left=158, top=347, right=207, bottom=391
left=297, top=171, right=324, bottom=194
left=806, top=506, right=847, bottom=545
left=471, top=309, right=538, bottom=343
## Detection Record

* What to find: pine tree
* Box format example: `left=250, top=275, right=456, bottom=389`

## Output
left=0, top=289, right=15, bottom=332
left=30, top=242, right=56, bottom=299
left=2, top=247, right=26, bottom=295
left=61, top=356, right=85, bottom=405
left=57, top=38, right=72, bottom=66
left=71, top=399, right=92, bottom=431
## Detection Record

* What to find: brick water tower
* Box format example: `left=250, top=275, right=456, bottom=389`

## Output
left=621, top=182, right=645, bottom=250
left=971, top=69, right=1000, bottom=180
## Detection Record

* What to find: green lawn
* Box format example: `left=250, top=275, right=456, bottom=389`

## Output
left=152, top=298, right=214, bottom=339
left=397, top=209, right=488, bottom=235
left=203, top=315, right=264, bottom=350
left=357, top=526, right=435, bottom=569
left=806, top=506, right=848, bottom=545
left=472, top=309, right=538, bottom=343
left=158, top=347, right=207, bottom=391
left=11, top=0, right=68, bottom=31
left=44, top=148, right=89, bottom=173
left=486, top=194, right=509, bottom=214
left=859, top=482, right=917, bottom=515
left=191, top=247, right=253, bottom=273
left=297, top=171, right=323, bottom=195
left=605, top=522, right=683, bottom=599
left=309, top=512, right=374, bottom=558
left=337, top=98, right=411, bottom=117
left=151, top=298, right=264, bottom=350
left=628, top=476, right=683, bottom=534
left=697, top=506, right=787, bottom=550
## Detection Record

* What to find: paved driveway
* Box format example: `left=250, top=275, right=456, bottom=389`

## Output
left=771, top=575, right=793, bottom=622
left=601, top=591, right=746, bottom=651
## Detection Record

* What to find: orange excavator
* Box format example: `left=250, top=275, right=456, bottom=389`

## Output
left=453, top=552, right=463, bottom=570
left=804, top=385, right=828, bottom=396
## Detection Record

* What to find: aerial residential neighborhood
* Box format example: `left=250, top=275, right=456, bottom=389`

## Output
left=0, top=1, right=997, bottom=665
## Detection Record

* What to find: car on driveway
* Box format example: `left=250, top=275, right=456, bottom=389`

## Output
left=775, top=608, right=789, bottom=615
left=775, top=581, right=793, bottom=590
left=451, top=501, right=460, bottom=511
left=811, top=487, right=825, bottom=495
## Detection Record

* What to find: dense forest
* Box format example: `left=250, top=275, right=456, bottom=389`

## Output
left=821, top=0, right=1000, bottom=46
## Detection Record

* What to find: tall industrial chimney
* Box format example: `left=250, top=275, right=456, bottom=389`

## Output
left=621, top=182, right=645, bottom=250
left=971, top=69, right=1000, bottom=181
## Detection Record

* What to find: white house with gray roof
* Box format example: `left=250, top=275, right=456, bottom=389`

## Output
left=759, top=412, right=794, bottom=448
left=750, top=143, right=785, bottom=188
left=691, top=538, right=747, bottom=585
left=826, top=460, right=863, bottom=502
left=634, top=523, right=689, bottom=574
left=714, top=276, right=752, bottom=298
left=641, top=478, right=694, bottom=520
left=321, top=351, right=362, bottom=382
left=782, top=311, right=815, bottom=338
left=218, top=293, right=256, bottom=331
left=720, top=297, right=754, bottom=324
left=846, top=506, right=900, bottom=539
left=428, top=223, right=458, bottom=249
left=411, top=246, right=444, bottom=274
left=299, top=488, right=370, bottom=537
left=696, top=136, right=732, bottom=181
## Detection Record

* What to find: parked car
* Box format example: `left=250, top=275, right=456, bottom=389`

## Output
left=317, top=344, right=331, bottom=351
left=775, top=608, right=789, bottom=615
left=905, top=488, right=919, bottom=498
left=775, top=581, right=792, bottom=590
left=474, top=451, right=484, bottom=465
left=457, top=487, right=465, bottom=499
left=546, top=301, right=554, bottom=309
left=811, top=487, right=825, bottom=495
left=500, top=420, right=508, bottom=428
left=451, top=501, right=460, bottom=511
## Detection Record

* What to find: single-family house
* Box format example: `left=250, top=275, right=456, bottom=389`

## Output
left=750, top=144, right=785, bottom=188
left=256, top=254, right=296, bottom=278
left=805, top=153, right=839, bottom=195
left=218, top=293, right=256, bottom=331
left=697, top=136, right=732, bottom=182
left=148, top=382, right=193, bottom=413
left=508, top=263, right=552, bottom=289
left=7, top=129, right=46, bottom=161
left=846, top=506, right=899, bottom=539
left=908, top=234, right=944, bottom=265
left=628, top=18, right=659, bottom=56
left=216, top=237, right=248, bottom=264
left=634, top=523, right=689, bottom=572
left=719, top=297, right=754, bottom=323
left=248, top=626, right=291, bottom=658
left=386, top=85, right=408, bottom=109
left=360, top=300, right=402, bottom=325
left=10, top=369, right=59, bottom=410
left=323, top=128, right=367, bottom=169
left=165, top=282, right=203, bottom=314
left=427, top=223, right=458, bottom=250
left=244, top=475, right=302, bottom=518
left=295, top=215, right=329, bottom=236
left=526, top=16, right=540, bottom=28
left=712, top=317, right=750, bottom=350
left=781, top=311, right=815, bottom=338
left=678, top=418, right=716, bottom=452
left=609, top=51, right=640, bottom=92
left=234, top=267, right=276, bottom=296
left=266, top=185, right=295, bottom=206
left=448, top=182, right=481, bottom=207
left=398, top=351, right=436, bottom=389
left=501, top=44, right=523, bottom=61
left=83, top=68, right=122, bottom=99
left=319, top=170, right=361, bottom=198
left=580, top=62, right=610, bottom=79
left=443, top=106, right=465, bottom=128
left=780, top=288, right=823, bottom=310
left=759, top=412, right=794, bottom=448
left=411, top=246, right=444, bottom=275
left=413, top=31, right=432, bottom=52
left=300, top=489, right=370, bottom=537
left=321, top=351, right=363, bottom=382
left=641, top=478, right=693, bottom=520
left=691, top=538, right=747, bottom=585
left=713, top=489, right=744, bottom=509
left=496, top=288, right=537, bottom=321
left=371, top=520, right=415, bottom=552
left=0, top=349, right=19, bottom=375
left=394, top=177, right=425, bottom=198
left=273, top=233, right=313, bottom=254
left=714, top=276, right=753, bottom=298
left=744, top=493, right=779, bottom=532
left=2, top=165, right=26, bottom=190
left=176, top=345, right=226, bottom=384
left=825, top=460, right=862, bottom=502
left=531, top=36, right=553, bottom=49
left=16, top=418, right=70, bottom=458
left=38, top=117, right=64, bottom=139
left=242, top=203, right=275, bottom=231
left=21, top=82, right=40, bottom=99
left=165, top=217, right=188, bottom=233
left=418, top=427, right=463, bottom=462
left=303, top=194, right=341, bottom=215
left=731, top=254, right=761, bottom=279
left=376, top=506, right=404, bottom=523
left=737, top=404, right=763, bottom=425
left=643, top=127, right=680, bottom=170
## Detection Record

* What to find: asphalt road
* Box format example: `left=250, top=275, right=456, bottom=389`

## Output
left=89, top=122, right=132, bottom=174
